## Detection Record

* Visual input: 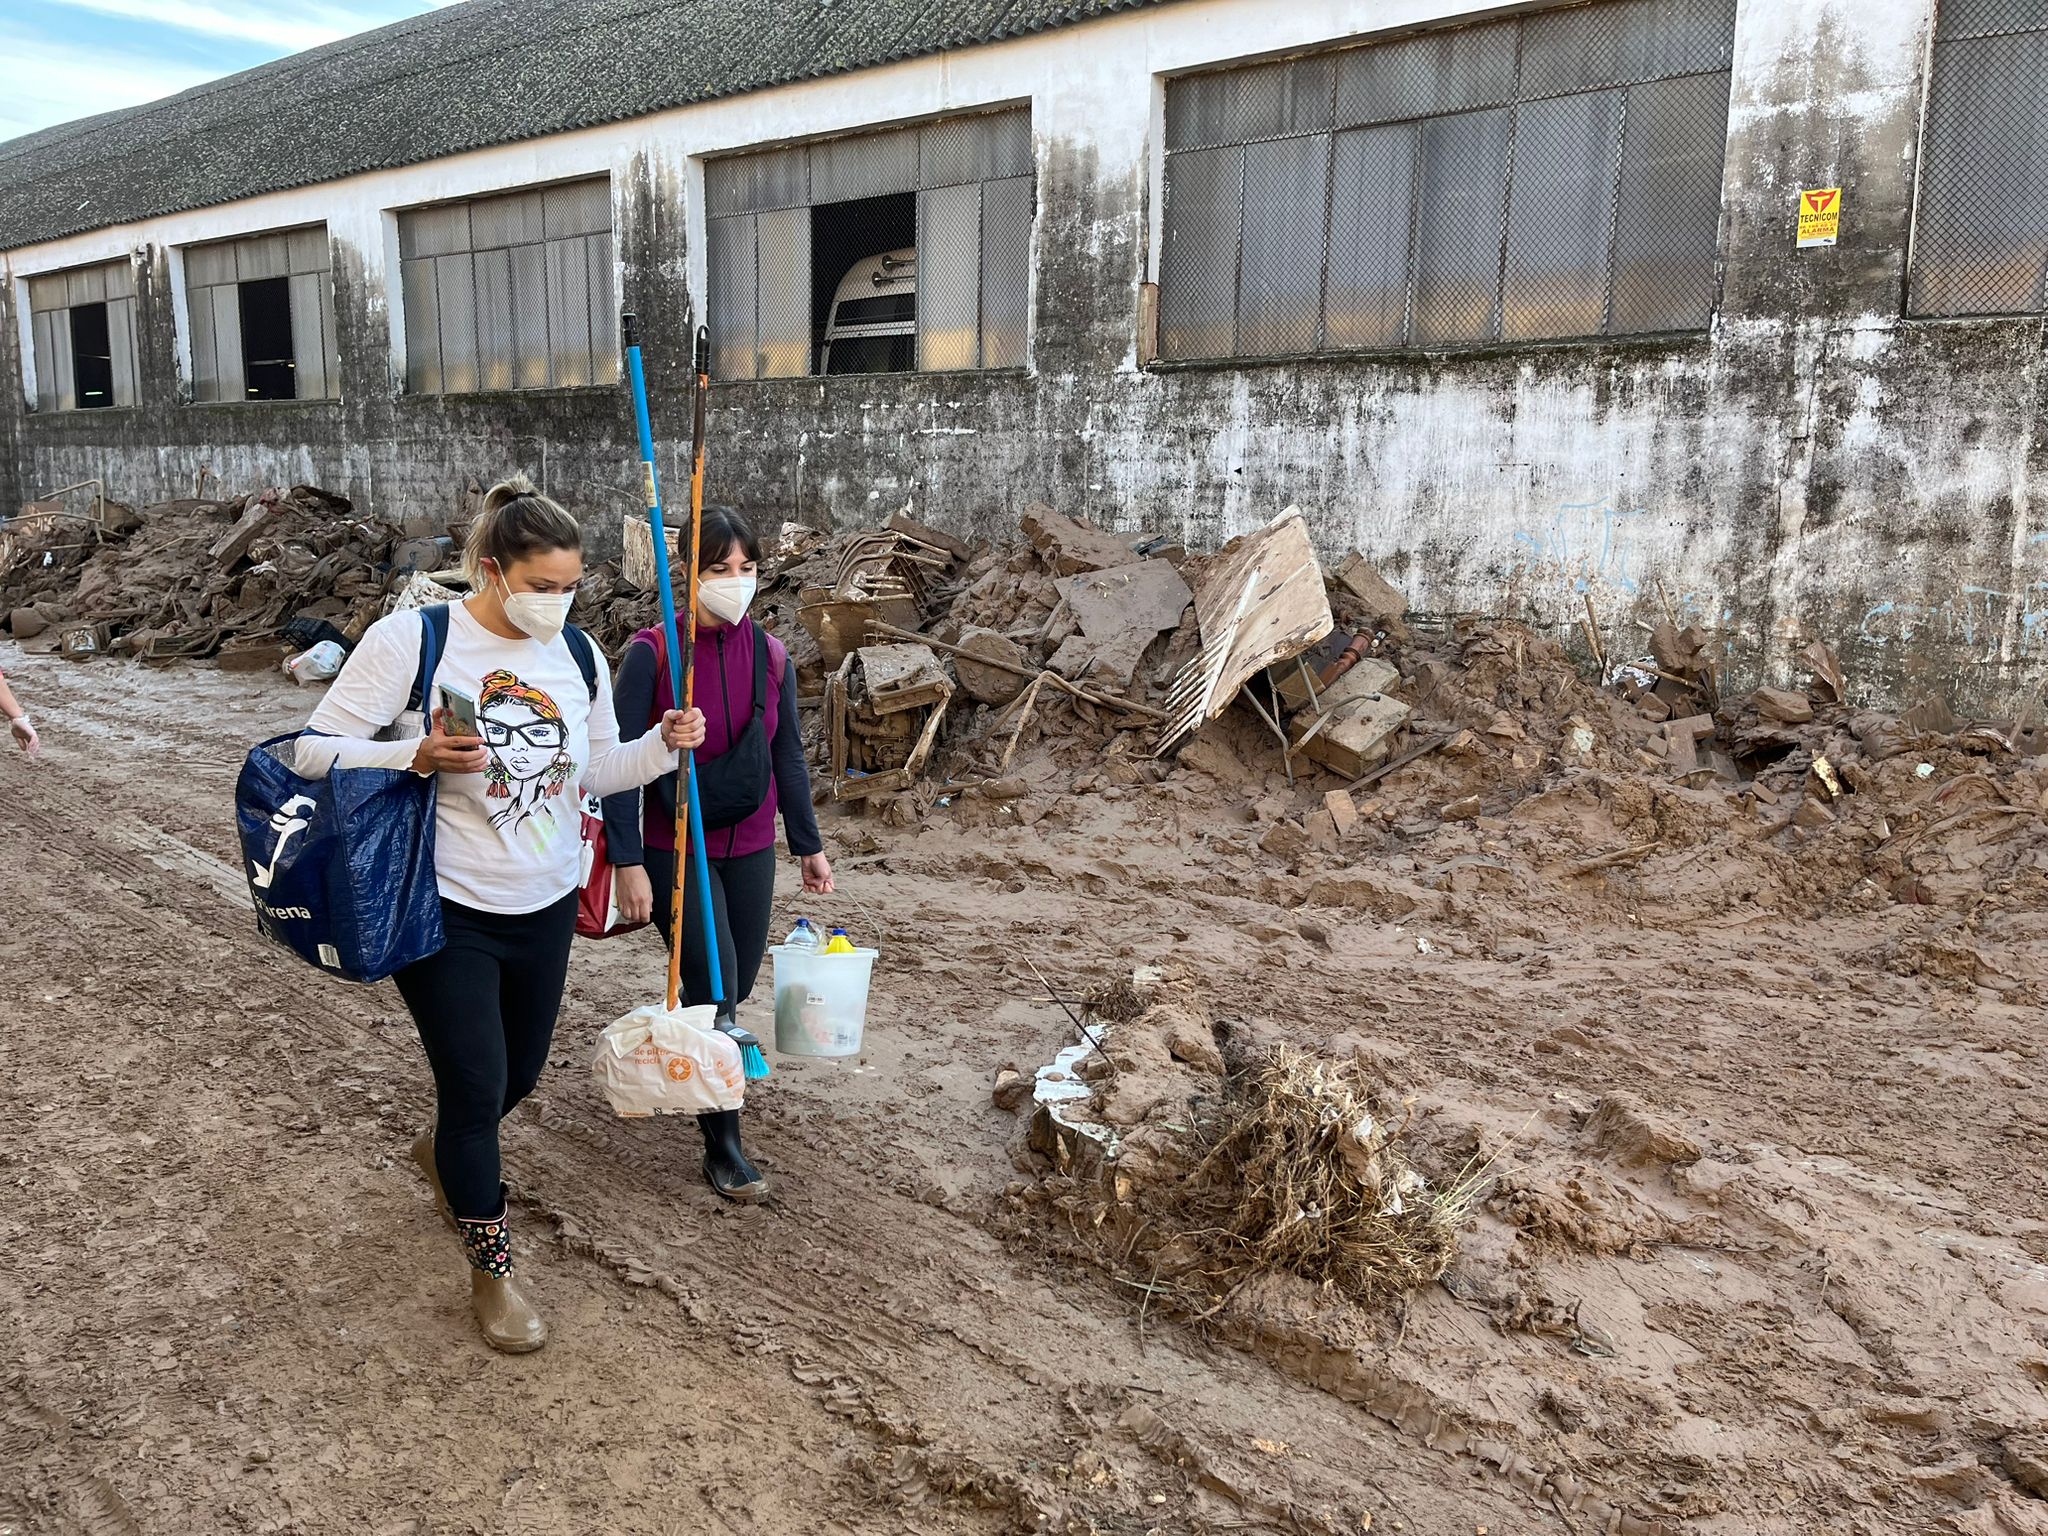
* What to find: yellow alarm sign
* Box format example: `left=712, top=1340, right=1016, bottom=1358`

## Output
left=1797, top=187, right=1842, bottom=248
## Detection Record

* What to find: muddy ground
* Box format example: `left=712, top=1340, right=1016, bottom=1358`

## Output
left=3, top=644, right=2047, bottom=1536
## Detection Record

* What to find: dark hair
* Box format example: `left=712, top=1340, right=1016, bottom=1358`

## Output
left=465, top=473, right=582, bottom=584
left=697, top=505, right=762, bottom=570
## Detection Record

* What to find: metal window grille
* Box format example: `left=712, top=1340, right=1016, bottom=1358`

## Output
left=1909, top=6, right=2048, bottom=316
left=705, top=107, right=1033, bottom=380
left=1158, top=0, right=1735, bottom=361
left=26, top=260, right=139, bottom=411
left=185, top=227, right=336, bottom=403
left=397, top=177, right=618, bottom=395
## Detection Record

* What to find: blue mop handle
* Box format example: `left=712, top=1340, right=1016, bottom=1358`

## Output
left=622, top=315, right=724, bottom=1005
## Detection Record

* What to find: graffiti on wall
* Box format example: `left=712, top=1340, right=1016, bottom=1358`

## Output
left=1859, top=582, right=2048, bottom=662
left=1508, top=498, right=1656, bottom=597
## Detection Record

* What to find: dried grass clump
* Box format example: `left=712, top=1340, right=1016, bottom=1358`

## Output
left=1089, top=974, right=1150, bottom=1025
left=1150, top=1045, right=1483, bottom=1311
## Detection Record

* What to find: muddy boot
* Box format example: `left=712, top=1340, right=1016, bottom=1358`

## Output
left=456, top=1204, right=546, bottom=1354
left=697, top=1109, right=769, bottom=1203
left=411, top=1132, right=455, bottom=1230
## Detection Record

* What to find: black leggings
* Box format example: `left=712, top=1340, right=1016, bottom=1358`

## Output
left=647, top=844, right=777, bottom=1011
left=393, top=891, right=577, bottom=1220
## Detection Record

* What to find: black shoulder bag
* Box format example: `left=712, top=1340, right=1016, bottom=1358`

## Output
left=694, top=632, right=774, bottom=831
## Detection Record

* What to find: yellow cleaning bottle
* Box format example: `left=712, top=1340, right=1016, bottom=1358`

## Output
left=822, top=927, right=857, bottom=955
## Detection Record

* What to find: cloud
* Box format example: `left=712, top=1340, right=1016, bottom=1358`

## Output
left=34, top=0, right=388, bottom=54
left=0, top=2, right=458, bottom=141
left=0, top=28, right=219, bottom=141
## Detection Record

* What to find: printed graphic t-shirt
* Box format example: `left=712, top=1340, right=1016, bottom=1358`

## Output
left=298, top=602, right=675, bottom=915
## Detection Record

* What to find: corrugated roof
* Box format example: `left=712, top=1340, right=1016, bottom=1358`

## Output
left=0, top=0, right=1172, bottom=252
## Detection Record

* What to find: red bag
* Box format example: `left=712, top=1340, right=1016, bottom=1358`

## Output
left=577, top=795, right=648, bottom=940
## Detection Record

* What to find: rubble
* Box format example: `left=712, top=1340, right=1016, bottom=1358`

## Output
left=1020, top=502, right=1141, bottom=577
left=1754, top=686, right=1815, bottom=724
left=1047, top=559, right=1190, bottom=690
left=950, top=628, right=1031, bottom=706
left=2, top=485, right=404, bottom=663
left=6, top=481, right=2041, bottom=923
left=1330, top=550, right=1409, bottom=642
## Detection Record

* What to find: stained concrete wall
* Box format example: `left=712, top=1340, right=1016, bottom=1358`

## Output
left=4, top=0, right=2042, bottom=708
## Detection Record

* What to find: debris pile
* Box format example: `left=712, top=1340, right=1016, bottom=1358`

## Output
left=1, top=487, right=433, bottom=665
left=1007, top=999, right=1477, bottom=1318
left=7, top=483, right=2040, bottom=915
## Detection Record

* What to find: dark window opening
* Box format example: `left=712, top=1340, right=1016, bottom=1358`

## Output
left=811, top=192, right=917, bottom=375
left=238, top=276, right=297, bottom=401
left=832, top=294, right=917, bottom=326
left=69, top=303, right=113, bottom=409
left=824, top=334, right=917, bottom=375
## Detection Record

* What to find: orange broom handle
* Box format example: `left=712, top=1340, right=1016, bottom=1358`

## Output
left=667, top=336, right=712, bottom=1009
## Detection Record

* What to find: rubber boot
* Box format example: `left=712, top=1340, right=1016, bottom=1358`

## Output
left=457, top=1203, right=546, bottom=1354
left=411, top=1131, right=455, bottom=1231
left=697, top=1109, right=769, bottom=1203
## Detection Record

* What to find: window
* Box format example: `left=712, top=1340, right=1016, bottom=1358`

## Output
left=185, top=227, right=337, bottom=402
left=397, top=177, right=617, bottom=394
left=706, top=107, right=1033, bottom=380
left=1910, top=2, right=2048, bottom=316
left=26, top=261, right=139, bottom=410
left=1157, top=0, right=1736, bottom=361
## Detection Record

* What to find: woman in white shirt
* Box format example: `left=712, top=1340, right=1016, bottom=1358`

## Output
left=299, top=475, right=704, bottom=1353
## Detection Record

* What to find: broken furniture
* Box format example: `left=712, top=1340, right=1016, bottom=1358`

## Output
left=0, top=482, right=110, bottom=572
left=824, top=642, right=955, bottom=801
left=799, top=528, right=957, bottom=671
left=1156, top=506, right=1333, bottom=772
left=1280, top=650, right=1412, bottom=779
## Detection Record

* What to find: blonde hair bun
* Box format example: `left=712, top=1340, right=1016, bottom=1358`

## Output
left=465, top=474, right=582, bottom=585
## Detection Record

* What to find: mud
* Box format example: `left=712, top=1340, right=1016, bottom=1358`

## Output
left=4, top=641, right=2047, bottom=1535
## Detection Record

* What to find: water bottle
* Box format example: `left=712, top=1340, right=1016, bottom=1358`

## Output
left=823, top=926, right=857, bottom=956
left=783, top=918, right=820, bottom=952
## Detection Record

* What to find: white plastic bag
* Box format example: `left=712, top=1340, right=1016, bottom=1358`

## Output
left=592, top=1002, right=745, bottom=1117
left=283, top=640, right=347, bottom=684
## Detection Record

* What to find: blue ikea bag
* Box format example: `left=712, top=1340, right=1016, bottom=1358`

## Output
left=235, top=607, right=451, bottom=983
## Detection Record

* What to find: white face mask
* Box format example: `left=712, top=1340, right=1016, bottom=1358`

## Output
left=496, top=574, right=574, bottom=644
left=699, top=574, right=757, bottom=625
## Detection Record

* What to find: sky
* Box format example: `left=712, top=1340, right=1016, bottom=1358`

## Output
left=0, top=0, right=461, bottom=144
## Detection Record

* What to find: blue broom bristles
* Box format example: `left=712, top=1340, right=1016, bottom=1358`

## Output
left=739, top=1041, right=771, bottom=1081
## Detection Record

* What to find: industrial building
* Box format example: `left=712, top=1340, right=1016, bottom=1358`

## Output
left=2, top=0, right=2044, bottom=702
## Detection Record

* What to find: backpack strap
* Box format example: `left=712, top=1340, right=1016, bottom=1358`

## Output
left=749, top=625, right=770, bottom=722
left=643, top=628, right=669, bottom=729
left=405, top=604, right=451, bottom=715
left=562, top=623, right=599, bottom=702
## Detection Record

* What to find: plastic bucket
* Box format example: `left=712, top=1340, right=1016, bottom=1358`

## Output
left=770, top=945, right=878, bottom=1058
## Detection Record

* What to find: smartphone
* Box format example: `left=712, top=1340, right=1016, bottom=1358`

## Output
left=437, top=683, right=480, bottom=739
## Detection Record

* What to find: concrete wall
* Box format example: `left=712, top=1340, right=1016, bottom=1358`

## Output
left=4, top=0, right=2043, bottom=709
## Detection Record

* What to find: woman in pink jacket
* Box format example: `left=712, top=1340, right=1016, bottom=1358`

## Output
left=602, top=507, right=833, bottom=1201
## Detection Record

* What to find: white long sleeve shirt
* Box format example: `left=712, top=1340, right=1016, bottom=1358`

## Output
left=298, top=603, right=676, bottom=915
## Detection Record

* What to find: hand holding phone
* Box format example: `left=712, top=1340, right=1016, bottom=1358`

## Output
left=438, top=684, right=480, bottom=740
left=412, top=684, right=487, bottom=776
